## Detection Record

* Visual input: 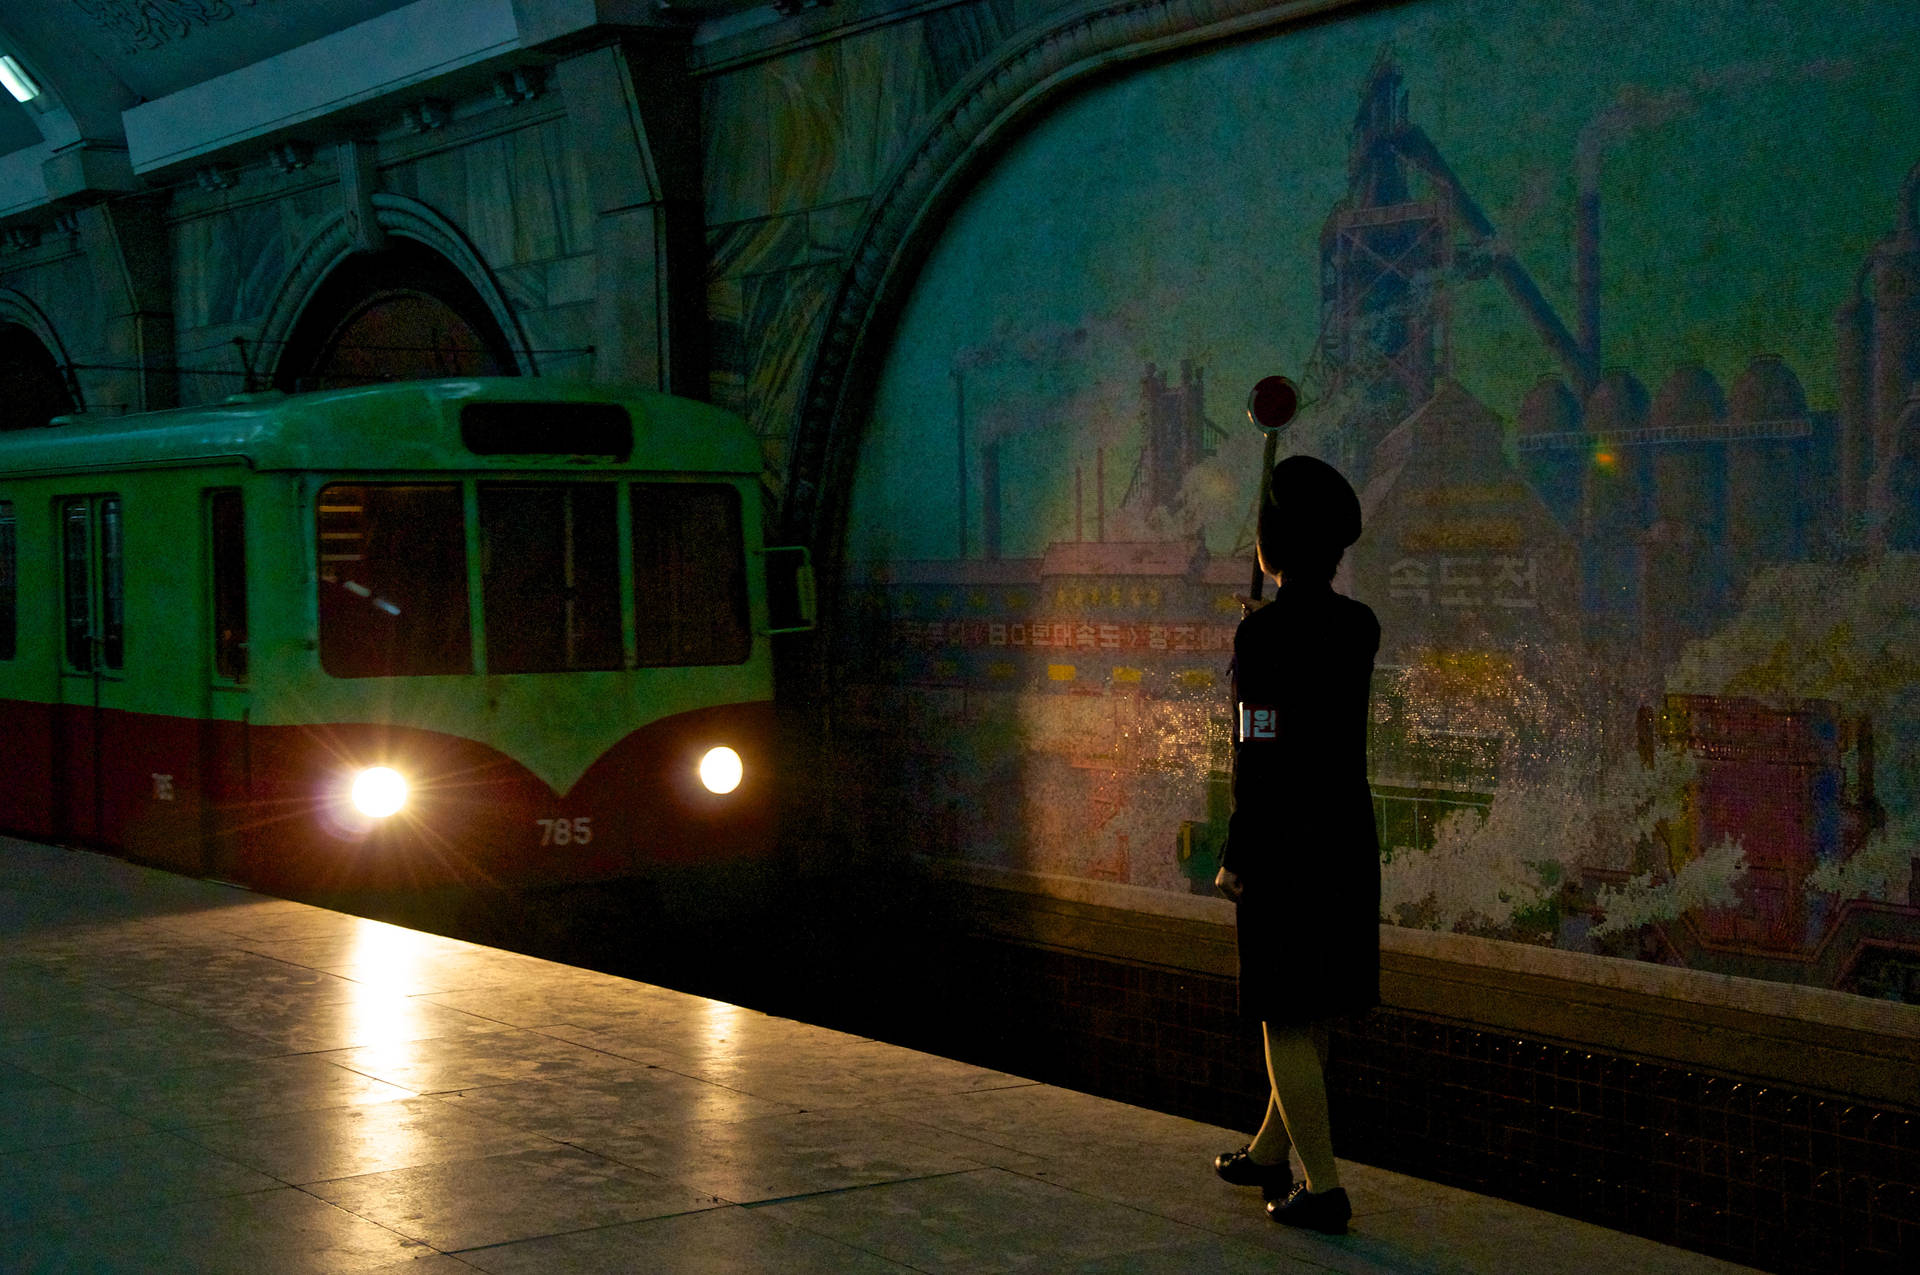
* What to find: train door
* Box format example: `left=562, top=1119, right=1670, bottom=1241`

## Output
left=201, top=488, right=250, bottom=877
left=53, top=494, right=125, bottom=842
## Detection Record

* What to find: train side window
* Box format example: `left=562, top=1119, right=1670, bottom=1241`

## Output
left=631, top=483, right=750, bottom=667
left=209, top=490, right=248, bottom=682
left=0, top=500, right=14, bottom=661
left=478, top=483, right=620, bottom=674
left=317, top=483, right=471, bottom=677
left=61, top=499, right=91, bottom=670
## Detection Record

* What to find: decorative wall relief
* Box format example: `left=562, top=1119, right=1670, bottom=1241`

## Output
left=68, top=0, right=267, bottom=53
left=840, top=0, right=1920, bottom=1003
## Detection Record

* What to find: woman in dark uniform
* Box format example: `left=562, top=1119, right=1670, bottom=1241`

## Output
left=1210, top=454, right=1379, bottom=1234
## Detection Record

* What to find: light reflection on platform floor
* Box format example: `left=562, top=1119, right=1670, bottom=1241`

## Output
left=0, top=838, right=1759, bottom=1274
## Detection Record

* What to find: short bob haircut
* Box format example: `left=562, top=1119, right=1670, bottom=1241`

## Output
left=1256, top=455, right=1362, bottom=584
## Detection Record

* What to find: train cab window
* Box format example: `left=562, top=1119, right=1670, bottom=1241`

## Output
left=478, top=483, right=621, bottom=673
left=631, top=483, right=750, bottom=666
left=209, top=490, right=247, bottom=681
left=0, top=500, right=14, bottom=660
left=317, top=483, right=471, bottom=677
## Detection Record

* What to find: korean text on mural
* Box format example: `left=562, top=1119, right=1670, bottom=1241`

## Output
left=1389, top=554, right=1540, bottom=609
left=893, top=619, right=1233, bottom=652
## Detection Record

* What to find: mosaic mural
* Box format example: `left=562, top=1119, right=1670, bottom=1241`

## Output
left=842, top=0, right=1920, bottom=1002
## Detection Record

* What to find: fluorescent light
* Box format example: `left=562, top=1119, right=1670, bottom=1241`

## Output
left=0, top=56, right=40, bottom=104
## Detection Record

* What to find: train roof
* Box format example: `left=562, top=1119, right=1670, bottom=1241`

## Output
left=0, top=379, right=762, bottom=478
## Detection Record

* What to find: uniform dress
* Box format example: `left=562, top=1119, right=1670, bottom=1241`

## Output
left=1220, top=579, right=1381, bottom=1024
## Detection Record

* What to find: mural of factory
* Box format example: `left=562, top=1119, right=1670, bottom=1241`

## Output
left=1310, top=64, right=1913, bottom=990
left=844, top=360, right=1249, bottom=892
left=845, top=28, right=1920, bottom=1000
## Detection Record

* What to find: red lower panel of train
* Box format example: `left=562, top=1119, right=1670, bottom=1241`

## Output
left=0, top=697, right=778, bottom=891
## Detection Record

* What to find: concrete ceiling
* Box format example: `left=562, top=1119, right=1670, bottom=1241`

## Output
left=0, top=97, right=38, bottom=154
left=8, top=0, right=416, bottom=107
left=0, top=1, right=424, bottom=194
left=0, top=0, right=770, bottom=209
left=0, top=2, right=378, bottom=149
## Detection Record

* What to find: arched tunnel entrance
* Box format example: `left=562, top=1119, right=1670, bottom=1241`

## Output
left=0, top=323, right=76, bottom=430
left=273, top=243, right=519, bottom=391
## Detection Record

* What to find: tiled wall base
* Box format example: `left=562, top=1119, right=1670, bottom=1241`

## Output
left=911, top=937, right=1920, bottom=1275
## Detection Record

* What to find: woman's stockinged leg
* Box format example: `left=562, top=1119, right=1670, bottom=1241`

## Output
left=1246, top=1092, right=1291, bottom=1166
left=1264, top=1022, right=1340, bottom=1193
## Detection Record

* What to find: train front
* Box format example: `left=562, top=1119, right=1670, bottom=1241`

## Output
left=224, top=382, right=806, bottom=893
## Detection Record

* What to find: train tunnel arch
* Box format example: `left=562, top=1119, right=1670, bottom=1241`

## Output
left=272, top=242, right=520, bottom=391
left=0, top=313, right=77, bottom=431
left=260, top=194, right=530, bottom=392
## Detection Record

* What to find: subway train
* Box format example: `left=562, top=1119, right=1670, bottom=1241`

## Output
left=0, top=379, right=811, bottom=892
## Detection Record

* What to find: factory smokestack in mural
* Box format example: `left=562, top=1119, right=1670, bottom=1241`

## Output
left=953, top=368, right=969, bottom=557
left=1096, top=446, right=1105, bottom=541
left=1864, top=163, right=1920, bottom=549
left=1074, top=464, right=1084, bottom=541
left=1868, top=188, right=1918, bottom=545
left=1837, top=286, right=1873, bottom=523
left=1576, top=172, right=1601, bottom=380
left=1725, top=354, right=1813, bottom=570
left=1129, top=360, right=1222, bottom=512
left=1831, top=162, right=1920, bottom=547
left=981, top=439, right=1002, bottom=559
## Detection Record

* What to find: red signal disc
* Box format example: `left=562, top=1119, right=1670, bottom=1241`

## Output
left=1247, top=376, right=1299, bottom=433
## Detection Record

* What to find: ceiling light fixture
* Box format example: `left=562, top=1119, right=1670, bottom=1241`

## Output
left=0, top=56, right=40, bottom=104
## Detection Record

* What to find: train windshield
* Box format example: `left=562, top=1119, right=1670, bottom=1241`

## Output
left=315, top=479, right=752, bottom=677
left=479, top=483, right=622, bottom=673
left=317, top=483, right=472, bottom=677
left=632, top=482, right=750, bottom=666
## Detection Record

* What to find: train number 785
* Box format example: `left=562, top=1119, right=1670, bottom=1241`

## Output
left=537, top=817, right=593, bottom=846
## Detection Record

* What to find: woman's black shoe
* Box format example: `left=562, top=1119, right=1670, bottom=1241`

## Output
left=1213, top=1146, right=1294, bottom=1188
left=1265, top=1182, right=1352, bottom=1234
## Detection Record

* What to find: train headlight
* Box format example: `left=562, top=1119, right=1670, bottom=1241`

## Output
left=698, top=746, right=743, bottom=795
left=350, top=766, right=409, bottom=818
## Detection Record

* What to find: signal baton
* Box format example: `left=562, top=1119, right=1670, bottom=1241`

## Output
left=1244, top=375, right=1299, bottom=608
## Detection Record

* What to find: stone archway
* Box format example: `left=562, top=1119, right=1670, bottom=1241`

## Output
left=271, top=243, right=519, bottom=391
left=255, top=192, right=532, bottom=390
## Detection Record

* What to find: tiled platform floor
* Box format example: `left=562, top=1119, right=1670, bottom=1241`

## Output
left=0, top=838, right=1762, bottom=1275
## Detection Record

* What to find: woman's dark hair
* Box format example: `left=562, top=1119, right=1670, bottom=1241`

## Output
left=1256, top=455, right=1362, bottom=583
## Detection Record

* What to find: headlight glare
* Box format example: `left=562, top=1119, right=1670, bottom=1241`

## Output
left=350, top=766, right=409, bottom=818
left=698, top=746, right=743, bottom=795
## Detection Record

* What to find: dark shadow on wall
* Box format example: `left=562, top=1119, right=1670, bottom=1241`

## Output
left=0, top=324, right=77, bottom=430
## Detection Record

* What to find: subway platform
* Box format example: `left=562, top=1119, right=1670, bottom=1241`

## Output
left=1, top=837, right=1761, bottom=1275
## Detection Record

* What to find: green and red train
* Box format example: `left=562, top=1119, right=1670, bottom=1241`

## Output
left=0, top=379, right=809, bottom=891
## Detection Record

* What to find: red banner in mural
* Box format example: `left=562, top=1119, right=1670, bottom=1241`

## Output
left=892, top=618, right=1235, bottom=654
